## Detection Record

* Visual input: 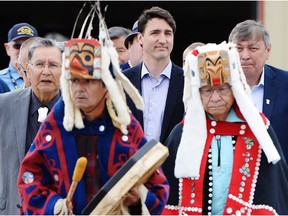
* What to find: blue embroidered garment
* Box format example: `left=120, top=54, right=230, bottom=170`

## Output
left=18, top=98, right=169, bottom=215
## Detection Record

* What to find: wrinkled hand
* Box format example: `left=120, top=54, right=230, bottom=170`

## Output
left=54, top=198, right=73, bottom=215
left=123, top=186, right=141, bottom=207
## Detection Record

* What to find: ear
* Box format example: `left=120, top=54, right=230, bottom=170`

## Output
left=26, top=63, right=32, bottom=81
left=15, top=61, right=24, bottom=77
left=137, top=33, right=143, bottom=47
left=266, top=44, right=271, bottom=60
left=4, top=43, right=11, bottom=56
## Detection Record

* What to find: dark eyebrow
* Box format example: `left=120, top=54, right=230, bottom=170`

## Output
left=206, top=56, right=222, bottom=66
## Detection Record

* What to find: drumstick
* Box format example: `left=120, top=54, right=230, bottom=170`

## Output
left=66, top=157, right=88, bottom=205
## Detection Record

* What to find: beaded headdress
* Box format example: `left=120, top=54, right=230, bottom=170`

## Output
left=176, top=42, right=280, bottom=178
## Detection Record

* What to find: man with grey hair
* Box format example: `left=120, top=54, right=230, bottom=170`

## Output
left=0, top=38, right=62, bottom=214
left=162, top=42, right=288, bottom=215
left=108, top=26, right=131, bottom=64
left=229, top=19, right=288, bottom=162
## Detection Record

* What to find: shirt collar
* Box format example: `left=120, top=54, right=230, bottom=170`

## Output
left=0, top=64, right=17, bottom=75
left=141, top=61, right=172, bottom=79
left=256, top=68, right=265, bottom=87
left=30, top=91, right=61, bottom=114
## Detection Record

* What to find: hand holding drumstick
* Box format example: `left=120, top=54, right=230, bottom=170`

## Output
left=54, top=157, right=88, bottom=215
left=66, top=157, right=88, bottom=206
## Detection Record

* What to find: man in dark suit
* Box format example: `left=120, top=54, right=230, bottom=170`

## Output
left=123, top=6, right=184, bottom=144
left=229, top=19, right=288, bottom=162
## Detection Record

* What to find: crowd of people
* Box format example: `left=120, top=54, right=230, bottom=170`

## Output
left=0, top=3, right=288, bottom=215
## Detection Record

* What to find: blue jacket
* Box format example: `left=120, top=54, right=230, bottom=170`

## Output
left=17, top=99, right=169, bottom=215
left=263, top=64, right=288, bottom=162
left=0, top=78, right=10, bottom=93
left=0, top=64, right=23, bottom=90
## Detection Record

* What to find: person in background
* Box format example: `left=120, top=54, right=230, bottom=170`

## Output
left=108, top=26, right=131, bottom=64
left=17, top=36, right=169, bottom=215
left=15, top=37, right=42, bottom=88
left=123, top=6, right=184, bottom=144
left=0, top=38, right=62, bottom=215
left=120, top=20, right=143, bottom=70
left=182, top=42, right=205, bottom=66
left=0, top=22, right=38, bottom=90
left=44, top=31, right=69, bottom=42
left=229, top=19, right=288, bottom=163
left=162, top=42, right=288, bottom=215
left=44, top=32, right=69, bottom=52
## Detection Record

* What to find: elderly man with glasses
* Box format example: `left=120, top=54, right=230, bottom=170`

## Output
left=0, top=38, right=62, bottom=215
left=162, top=42, right=288, bottom=215
left=0, top=22, right=38, bottom=91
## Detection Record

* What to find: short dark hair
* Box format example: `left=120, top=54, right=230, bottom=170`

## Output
left=108, top=26, right=131, bottom=40
left=138, top=6, right=176, bottom=34
left=228, top=19, right=270, bottom=48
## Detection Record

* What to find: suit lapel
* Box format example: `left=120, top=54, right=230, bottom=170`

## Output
left=160, top=64, right=183, bottom=142
left=14, top=88, right=31, bottom=160
left=129, top=64, right=144, bottom=126
left=263, top=65, right=277, bottom=119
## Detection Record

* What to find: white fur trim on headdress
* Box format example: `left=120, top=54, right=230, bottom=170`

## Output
left=175, top=42, right=280, bottom=179
left=61, top=1, right=144, bottom=134
left=228, top=44, right=280, bottom=164
left=61, top=53, right=84, bottom=132
left=175, top=52, right=207, bottom=179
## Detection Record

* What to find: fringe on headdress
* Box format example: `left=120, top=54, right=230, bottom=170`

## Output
left=61, top=1, right=144, bottom=134
left=175, top=42, right=280, bottom=179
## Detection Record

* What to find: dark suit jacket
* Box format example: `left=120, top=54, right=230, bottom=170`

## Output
left=123, top=62, right=184, bottom=144
left=263, top=64, right=288, bottom=162
left=120, top=62, right=131, bottom=71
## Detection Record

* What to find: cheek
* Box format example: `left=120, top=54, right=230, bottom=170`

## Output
left=201, top=98, right=210, bottom=112
left=169, top=38, right=174, bottom=47
left=225, top=96, right=235, bottom=108
left=54, top=72, right=61, bottom=85
left=70, top=85, right=77, bottom=96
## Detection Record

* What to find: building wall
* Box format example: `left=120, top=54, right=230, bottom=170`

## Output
left=263, top=1, right=288, bottom=70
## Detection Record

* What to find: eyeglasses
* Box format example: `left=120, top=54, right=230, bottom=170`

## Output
left=200, top=84, right=231, bottom=97
left=10, top=43, right=22, bottom=50
left=29, top=61, right=62, bottom=72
